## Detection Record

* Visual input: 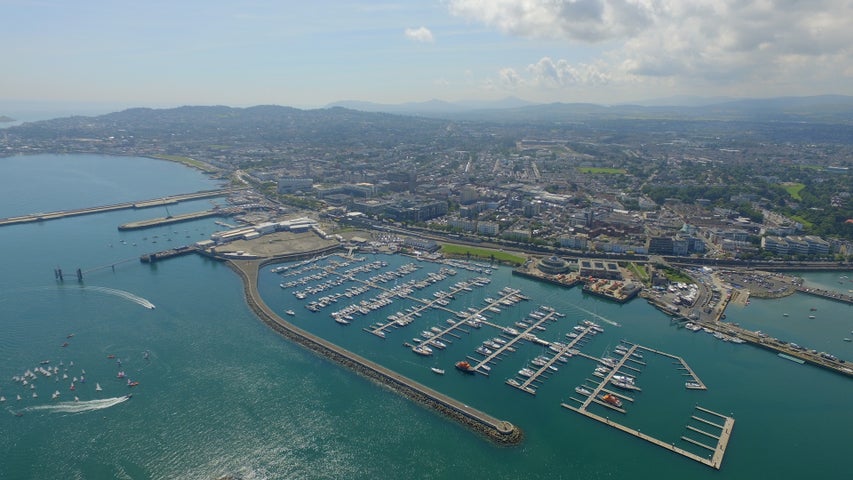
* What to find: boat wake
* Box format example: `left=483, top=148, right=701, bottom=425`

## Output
left=22, top=395, right=132, bottom=415
left=567, top=304, right=621, bottom=327
left=84, top=286, right=156, bottom=310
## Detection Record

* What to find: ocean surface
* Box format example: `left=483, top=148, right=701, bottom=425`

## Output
left=0, top=154, right=850, bottom=480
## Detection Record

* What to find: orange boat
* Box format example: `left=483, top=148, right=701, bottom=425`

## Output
left=455, top=360, right=475, bottom=373
left=601, top=393, right=623, bottom=408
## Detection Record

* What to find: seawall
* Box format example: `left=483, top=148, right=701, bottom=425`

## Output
left=226, top=255, right=523, bottom=445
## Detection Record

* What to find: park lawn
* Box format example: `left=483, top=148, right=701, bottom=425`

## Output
left=439, top=244, right=526, bottom=266
left=577, top=167, right=627, bottom=174
left=780, top=182, right=805, bottom=201
left=626, top=262, right=650, bottom=283
left=658, top=265, right=693, bottom=283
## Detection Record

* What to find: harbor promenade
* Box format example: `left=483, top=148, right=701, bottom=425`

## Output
left=227, top=255, right=523, bottom=445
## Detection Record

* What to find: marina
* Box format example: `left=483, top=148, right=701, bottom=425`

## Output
left=562, top=342, right=732, bottom=470
left=241, top=250, right=742, bottom=468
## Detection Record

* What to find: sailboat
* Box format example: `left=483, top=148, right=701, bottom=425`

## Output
left=95, top=383, right=103, bottom=391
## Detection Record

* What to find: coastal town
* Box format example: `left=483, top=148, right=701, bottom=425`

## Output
left=1, top=104, right=851, bottom=471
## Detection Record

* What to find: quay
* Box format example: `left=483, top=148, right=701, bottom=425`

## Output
left=119, top=209, right=223, bottom=230
left=227, top=255, right=522, bottom=445
left=0, top=188, right=236, bottom=227
left=689, top=320, right=853, bottom=378
left=581, top=279, right=641, bottom=304
left=140, top=245, right=198, bottom=263
left=511, top=268, right=581, bottom=289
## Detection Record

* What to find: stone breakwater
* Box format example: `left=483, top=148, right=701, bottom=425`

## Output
left=227, top=257, right=523, bottom=446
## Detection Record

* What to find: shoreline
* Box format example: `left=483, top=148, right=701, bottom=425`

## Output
left=225, top=253, right=524, bottom=446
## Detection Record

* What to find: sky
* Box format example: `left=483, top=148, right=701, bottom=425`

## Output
left=2, top=0, right=853, bottom=110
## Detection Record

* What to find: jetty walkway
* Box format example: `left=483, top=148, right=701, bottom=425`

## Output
left=227, top=255, right=522, bottom=445
left=795, top=286, right=853, bottom=305
left=563, top=344, right=733, bottom=469
left=0, top=188, right=236, bottom=227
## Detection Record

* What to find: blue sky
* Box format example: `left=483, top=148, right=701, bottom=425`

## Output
left=3, top=0, right=853, bottom=109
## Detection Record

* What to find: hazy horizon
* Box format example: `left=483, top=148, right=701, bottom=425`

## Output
left=4, top=1, right=853, bottom=109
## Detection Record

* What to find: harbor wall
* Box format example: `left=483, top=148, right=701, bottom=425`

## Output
left=227, top=255, right=523, bottom=445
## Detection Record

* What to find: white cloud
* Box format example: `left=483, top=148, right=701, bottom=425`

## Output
left=404, top=26, right=435, bottom=43
left=449, top=0, right=853, bottom=96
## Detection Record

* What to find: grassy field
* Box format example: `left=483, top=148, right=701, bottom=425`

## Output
left=780, top=182, right=805, bottom=200
left=657, top=265, right=693, bottom=283
left=789, top=214, right=815, bottom=229
left=439, top=244, right=526, bottom=266
left=152, top=154, right=217, bottom=172
left=577, top=167, right=627, bottom=174
left=626, top=262, right=650, bottom=283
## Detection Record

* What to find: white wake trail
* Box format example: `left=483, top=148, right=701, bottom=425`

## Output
left=23, top=395, right=132, bottom=414
left=85, top=286, right=155, bottom=309
left=567, top=304, right=621, bottom=327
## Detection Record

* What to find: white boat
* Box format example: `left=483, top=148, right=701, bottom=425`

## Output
left=412, top=346, right=433, bottom=356
left=600, top=357, right=618, bottom=368
left=0, top=396, right=5, bottom=402
left=575, top=386, right=592, bottom=396
left=95, top=383, right=102, bottom=391
left=430, top=367, right=445, bottom=375
left=285, top=310, right=295, bottom=316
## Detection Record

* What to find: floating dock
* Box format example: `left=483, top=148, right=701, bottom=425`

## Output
left=563, top=342, right=732, bottom=469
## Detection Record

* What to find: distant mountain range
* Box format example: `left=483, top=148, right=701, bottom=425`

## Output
left=328, top=95, right=853, bottom=123
left=327, top=96, right=535, bottom=114
left=5, top=96, right=853, bottom=133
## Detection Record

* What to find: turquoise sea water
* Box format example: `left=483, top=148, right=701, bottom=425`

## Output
left=0, top=154, right=851, bottom=479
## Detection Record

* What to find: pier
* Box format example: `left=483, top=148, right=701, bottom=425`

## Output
left=795, top=286, right=853, bottom=305
left=140, top=245, right=198, bottom=263
left=0, top=188, right=236, bottom=227
left=227, top=256, right=522, bottom=444
left=505, top=319, right=593, bottom=395
left=562, top=343, right=733, bottom=469
left=690, top=320, right=853, bottom=378
left=118, top=209, right=223, bottom=230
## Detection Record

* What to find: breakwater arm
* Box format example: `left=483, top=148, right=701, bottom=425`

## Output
left=0, top=188, right=236, bottom=227
left=226, top=256, right=522, bottom=445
